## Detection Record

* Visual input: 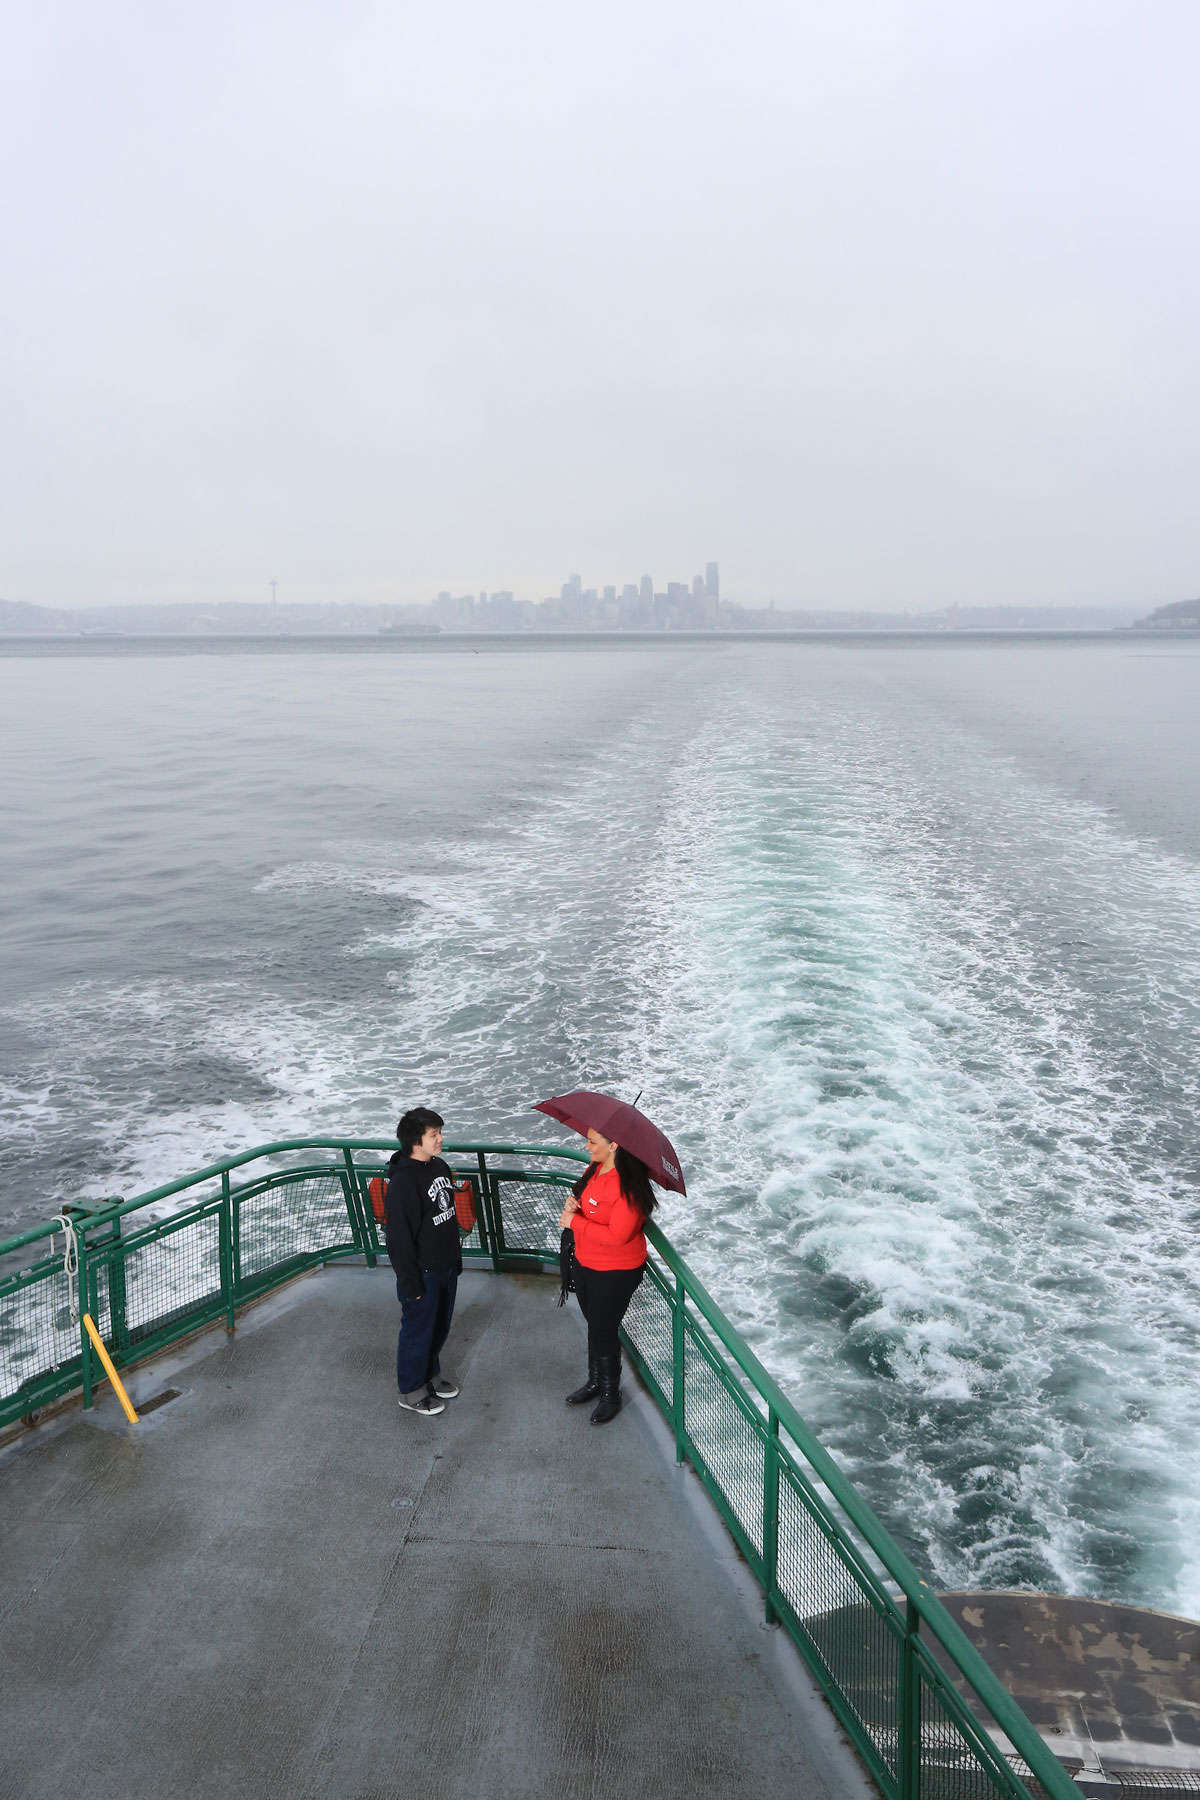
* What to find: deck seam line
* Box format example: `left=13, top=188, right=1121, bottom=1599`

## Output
left=294, top=1446, right=445, bottom=1799
left=402, top=1533, right=656, bottom=1554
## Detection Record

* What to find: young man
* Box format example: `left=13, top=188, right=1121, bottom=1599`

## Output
left=385, top=1107, right=463, bottom=1417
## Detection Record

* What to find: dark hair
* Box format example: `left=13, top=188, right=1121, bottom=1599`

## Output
left=616, top=1146, right=657, bottom=1218
left=572, top=1147, right=657, bottom=1218
left=396, top=1107, right=444, bottom=1156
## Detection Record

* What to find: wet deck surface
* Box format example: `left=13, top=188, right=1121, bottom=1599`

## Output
left=1, top=1263, right=867, bottom=1800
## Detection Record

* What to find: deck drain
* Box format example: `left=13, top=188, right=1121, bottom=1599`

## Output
left=135, top=1387, right=182, bottom=1417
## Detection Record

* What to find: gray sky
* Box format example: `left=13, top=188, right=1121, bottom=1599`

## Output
left=2, top=1, right=1198, bottom=610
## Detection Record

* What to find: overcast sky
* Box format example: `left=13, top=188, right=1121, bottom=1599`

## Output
left=1, top=1, right=1197, bottom=610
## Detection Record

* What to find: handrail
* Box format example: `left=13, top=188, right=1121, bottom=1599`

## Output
left=643, top=1219, right=1078, bottom=1799
left=88, top=1137, right=589, bottom=1221
left=0, top=1139, right=590, bottom=1253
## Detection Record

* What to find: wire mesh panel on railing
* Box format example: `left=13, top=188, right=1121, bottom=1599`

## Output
left=623, top=1259, right=675, bottom=1410
left=350, top=1163, right=391, bottom=1262
left=775, top=1456, right=902, bottom=1787
left=682, top=1311, right=766, bottom=1560
left=237, top=1174, right=356, bottom=1282
left=1105, top=1774, right=1200, bottom=1796
left=1003, top=1763, right=1082, bottom=1800
left=120, top=1210, right=224, bottom=1342
left=491, top=1177, right=563, bottom=1259
left=0, top=1257, right=79, bottom=1411
left=916, top=1655, right=1029, bottom=1800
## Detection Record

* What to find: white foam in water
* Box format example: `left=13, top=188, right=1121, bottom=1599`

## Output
left=5, top=648, right=1200, bottom=1620
left=615, top=686, right=1200, bottom=1613
left=0, top=976, right=375, bottom=1210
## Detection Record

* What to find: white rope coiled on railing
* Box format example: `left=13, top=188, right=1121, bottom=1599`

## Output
left=51, top=1212, right=80, bottom=1327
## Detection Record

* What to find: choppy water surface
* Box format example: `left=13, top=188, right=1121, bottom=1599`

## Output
left=2, top=636, right=1199, bottom=1613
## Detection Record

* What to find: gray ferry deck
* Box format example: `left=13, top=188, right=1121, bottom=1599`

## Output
left=1, top=1262, right=870, bottom=1800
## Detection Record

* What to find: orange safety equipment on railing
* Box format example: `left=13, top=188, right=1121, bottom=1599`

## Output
left=367, top=1174, right=476, bottom=1233
left=454, top=1179, right=477, bottom=1234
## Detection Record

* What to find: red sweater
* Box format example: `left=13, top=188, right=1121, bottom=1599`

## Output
left=570, top=1166, right=648, bottom=1271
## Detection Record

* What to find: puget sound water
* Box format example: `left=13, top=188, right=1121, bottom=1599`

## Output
left=2, top=634, right=1199, bottom=1616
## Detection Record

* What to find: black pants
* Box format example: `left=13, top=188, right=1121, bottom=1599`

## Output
left=395, top=1268, right=458, bottom=1397
left=574, top=1263, right=644, bottom=1361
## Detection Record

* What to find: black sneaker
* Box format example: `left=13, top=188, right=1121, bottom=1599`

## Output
left=398, top=1392, right=444, bottom=1416
left=427, top=1376, right=459, bottom=1399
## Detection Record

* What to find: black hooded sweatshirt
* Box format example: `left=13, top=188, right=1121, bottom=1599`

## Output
left=384, top=1151, right=463, bottom=1300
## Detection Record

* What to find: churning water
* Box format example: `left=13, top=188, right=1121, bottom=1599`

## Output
left=2, top=635, right=1199, bottom=1614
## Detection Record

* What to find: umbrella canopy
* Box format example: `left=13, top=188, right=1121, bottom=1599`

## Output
left=533, top=1089, right=687, bottom=1195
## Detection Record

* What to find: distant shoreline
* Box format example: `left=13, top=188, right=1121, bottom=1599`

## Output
left=4, top=627, right=1200, bottom=657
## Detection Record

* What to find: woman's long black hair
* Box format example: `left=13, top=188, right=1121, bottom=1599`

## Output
left=572, top=1146, right=658, bottom=1217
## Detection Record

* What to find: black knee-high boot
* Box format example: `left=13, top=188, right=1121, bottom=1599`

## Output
left=589, top=1352, right=622, bottom=1425
left=565, top=1359, right=601, bottom=1405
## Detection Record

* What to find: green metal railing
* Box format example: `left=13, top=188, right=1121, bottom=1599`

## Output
left=0, top=1139, right=1078, bottom=1800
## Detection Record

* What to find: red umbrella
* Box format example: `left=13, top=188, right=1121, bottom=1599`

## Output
left=532, top=1090, right=687, bottom=1195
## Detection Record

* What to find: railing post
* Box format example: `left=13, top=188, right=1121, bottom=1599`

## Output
left=763, top=1407, right=780, bottom=1624
left=899, top=1596, right=921, bottom=1800
left=104, top=1215, right=130, bottom=1358
left=220, top=1173, right=236, bottom=1332
left=672, top=1273, right=686, bottom=1464
left=79, top=1246, right=94, bottom=1411
left=341, top=1149, right=376, bottom=1265
left=477, top=1152, right=501, bottom=1272
left=231, top=1179, right=243, bottom=1297
left=473, top=1151, right=493, bottom=1264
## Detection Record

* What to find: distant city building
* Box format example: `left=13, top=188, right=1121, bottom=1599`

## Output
left=424, top=561, right=721, bottom=632
left=432, top=590, right=460, bottom=626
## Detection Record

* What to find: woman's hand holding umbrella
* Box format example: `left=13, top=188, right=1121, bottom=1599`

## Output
left=559, top=1192, right=580, bottom=1230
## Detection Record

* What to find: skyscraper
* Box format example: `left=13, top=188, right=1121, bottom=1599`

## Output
left=705, top=562, right=720, bottom=602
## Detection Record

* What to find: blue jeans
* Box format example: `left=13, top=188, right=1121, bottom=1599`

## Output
left=396, top=1268, right=458, bottom=1397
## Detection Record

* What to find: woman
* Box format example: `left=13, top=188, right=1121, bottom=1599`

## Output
left=558, top=1125, right=657, bottom=1425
